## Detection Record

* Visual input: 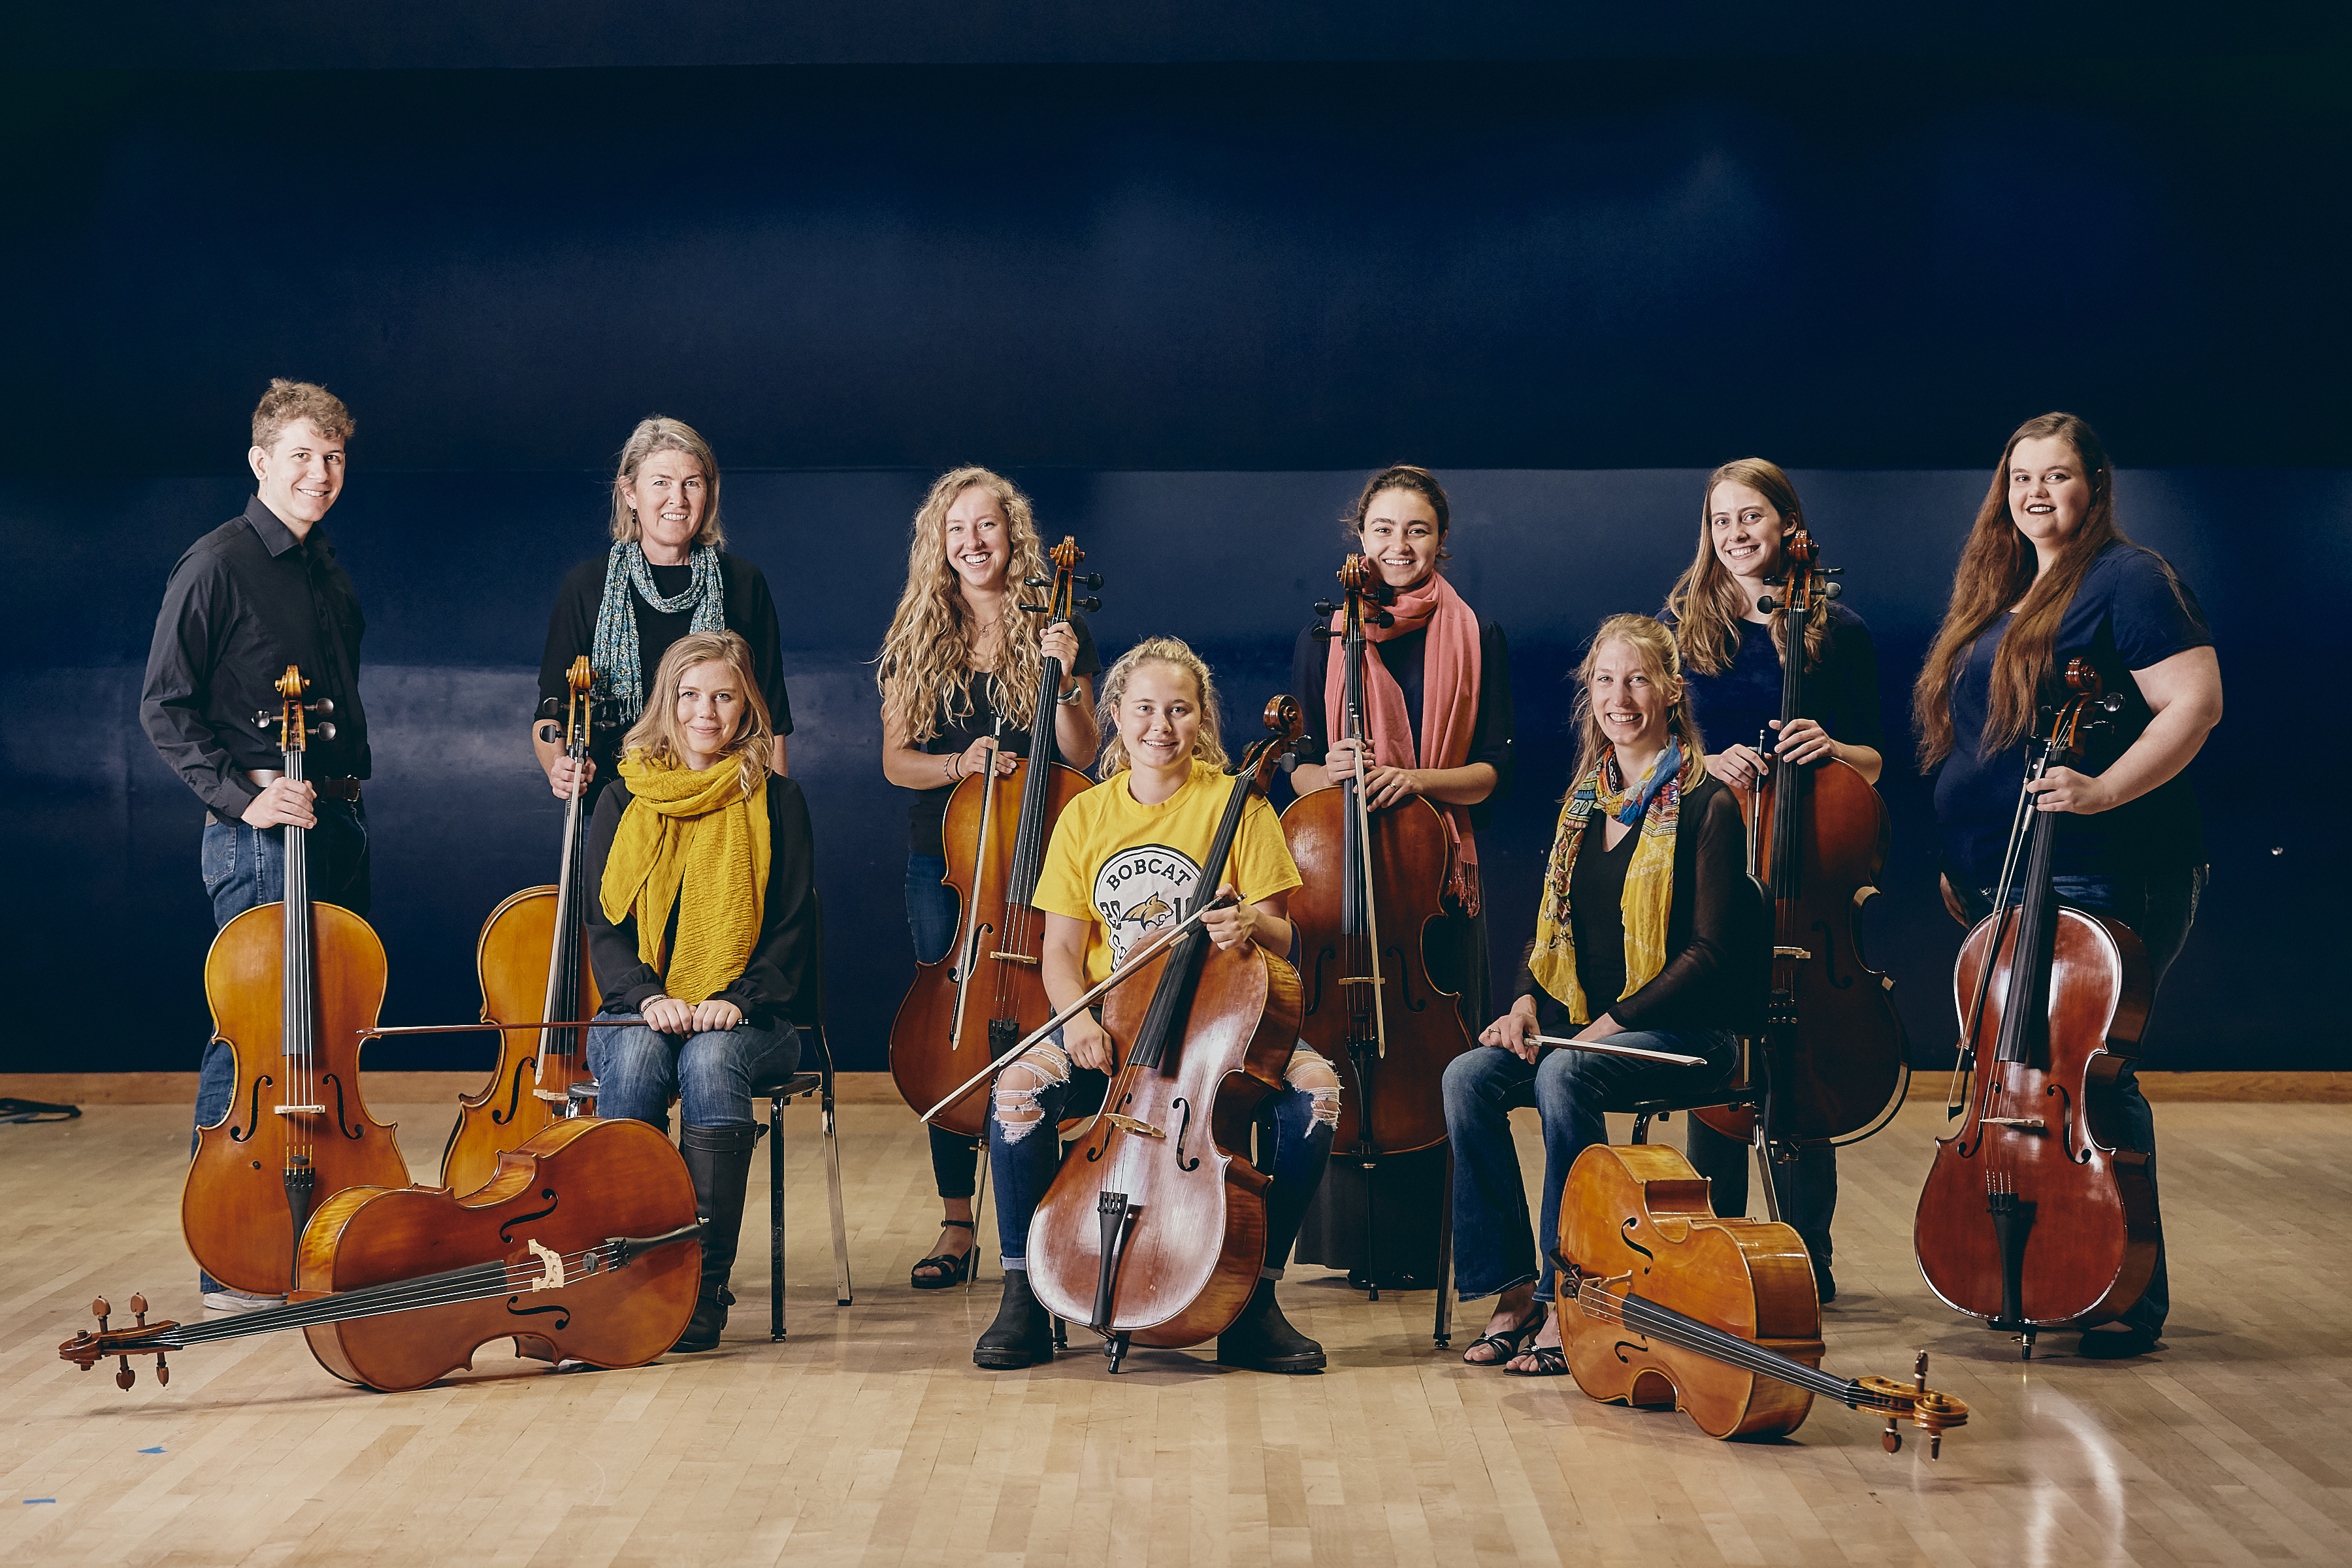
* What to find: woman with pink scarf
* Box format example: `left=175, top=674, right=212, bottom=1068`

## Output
left=1286, top=465, right=1515, bottom=1293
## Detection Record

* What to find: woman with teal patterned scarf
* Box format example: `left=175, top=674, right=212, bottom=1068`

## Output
left=532, top=417, right=794, bottom=806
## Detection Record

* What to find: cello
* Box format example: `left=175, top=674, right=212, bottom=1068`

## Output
left=1914, top=659, right=2153, bottom=1357
left=441, top=655, right=602, bottom=1194
left=1282, top=555, right=1471, bottom=1296
left=889, top=536, right=1103, bottom=1140
left=1557, top=1143, right=1967, bottom=1451
left=1698, top=529, right=1907, bottom=1154
left=182, top=667, right=410, bottom=1296
left=65, top=1117, right=699, bottom=1394
left=1026, top=698, right=1305, bottom=1372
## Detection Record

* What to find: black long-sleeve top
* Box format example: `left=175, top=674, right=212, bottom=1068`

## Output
left=140, top=497, right=370, bottom=819
left=585, top=774, right=818, bottom=1032
left=538, top=551, right=794, bottom=787
left=1513, top=772, right=1764, bottom=1035
left=1288, top=613, right=1515, bottom=827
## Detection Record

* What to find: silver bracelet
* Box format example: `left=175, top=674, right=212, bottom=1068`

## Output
left=1056, top=680, right=1084, bottom=706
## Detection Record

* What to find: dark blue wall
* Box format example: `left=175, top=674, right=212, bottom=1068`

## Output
left=5, top=45, right=2345, bottom=1079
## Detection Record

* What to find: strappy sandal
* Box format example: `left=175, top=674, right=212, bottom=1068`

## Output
left=911, top=1219, right=977, bottom=1290
left=1503, top=1343, right=1572, bottom=1377
left=1460, top=1304, right=1545, bottom=1367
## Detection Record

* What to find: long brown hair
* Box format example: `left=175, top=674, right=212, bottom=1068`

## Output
left=874, top=466, right=1053, bottom=744
left=1912, top=412, right=2164, bottom=769
left=1567, top=614, right=1707, bottom=796
left=621, top=630, right=775, bottom=799
left=1663, top=457, right=1829, bottom=678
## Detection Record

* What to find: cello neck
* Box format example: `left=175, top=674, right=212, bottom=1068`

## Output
left=1004, top=653, right=1064, bottom=908
left=281, top=717, right=314, bottom=1075
left=1991, top=739, right=2065, bottom=1069
left=1765, top=539, right=1813, bottom=906
left=1574, top=1278, right=1865, bottom=1409
left=540, top=687, right=593, bottom=1064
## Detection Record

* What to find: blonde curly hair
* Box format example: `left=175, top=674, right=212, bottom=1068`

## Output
left=874, top=467, right=1052, bottom=743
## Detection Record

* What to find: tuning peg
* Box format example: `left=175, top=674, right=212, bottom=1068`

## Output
left=2098, top=692, right=2126, bottom=713
left=1309, top=625, right=1335, bottom=642
left=92, top=1297, right=110, bottom=1330
left=1763, top=574, right=1787, bottom=586
left=314, top=722, right=337, bottom=741
left=1370, top=611, right=1395, bottom=629
left=1757, top=596, right=1779, bottom=613
left=1313, top=600, right=1339, bottom=616
left=1023, top=576, right=1051, bottom=589
left=1823, top=566, right=1844, bottom=574
left=304, top=698, right=335, bottom=717
left=1077, top=596, right=1101, bottom=612
left=1079, top=573, right=1103, bottom=589
left=131, top=1294, right=148, bottom=1323
left=1823, top=581, right=1843, bottom=600
left=255, top=711, right=276, bottom=728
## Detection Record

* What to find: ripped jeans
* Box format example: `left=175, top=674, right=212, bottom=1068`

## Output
left=988, top=1020, right=1339, bottom=1277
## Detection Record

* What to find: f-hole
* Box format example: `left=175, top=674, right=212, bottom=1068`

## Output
left=229, top=1073, right=272, bottom=1143
left=498, top=1188, right=561, bottom=1243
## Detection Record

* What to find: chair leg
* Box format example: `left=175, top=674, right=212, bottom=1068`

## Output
left=967, top=1135, right=990, bottom=1294
left=1432, top=1144, right=1456, bottom=1349
left=1751, top=1126, right=1785, bottom=1225
left=771, top=1092, right=787, bottom=1341
left=821, top=1080, right=852, bottom=1307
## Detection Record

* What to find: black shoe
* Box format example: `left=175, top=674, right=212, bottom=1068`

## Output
left=974, top=1269, right=1054, bottom=1369
left=1216, top=1279, right=1326, bottom=1373
left=2077, top=1323, right=2163, bottom=1358
left=672, top=1123, right=759, bottom=1354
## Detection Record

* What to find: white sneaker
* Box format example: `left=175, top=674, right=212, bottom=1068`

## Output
left=201, top=1288, right=286, bottom=1313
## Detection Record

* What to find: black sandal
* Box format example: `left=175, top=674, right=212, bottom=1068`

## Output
left=1461, top=1304, right=1545, bottom=1367
left=911, top=1219, right=977, bottom=1290
left=1503, top=1343, right=1572, bottom=1377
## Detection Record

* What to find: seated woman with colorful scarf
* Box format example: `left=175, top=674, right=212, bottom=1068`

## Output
left=585, top=629, right=817, bottom=1354
left=1444, top=613, right=1764, bottom=1375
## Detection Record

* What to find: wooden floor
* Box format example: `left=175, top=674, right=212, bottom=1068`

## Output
left=6, top=1094, right=2350, bottom=1567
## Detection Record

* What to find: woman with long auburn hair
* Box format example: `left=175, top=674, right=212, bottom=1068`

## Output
left=584, top=630, right=819, bottom=1353
left=1660, top=457, right=1884, bottom=1303
left=1916, top=411, right=2222, bottom=1358
left=1285, top=464, right=1514, bottom=1292
left=875, top=466, right=1101, bottom=1289
left=1443, top=615, right=1764, bottom=1374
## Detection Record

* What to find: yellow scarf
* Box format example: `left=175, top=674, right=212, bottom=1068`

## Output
left=600, top=751, right=770, bottom=1006
left=1527, top=740, right=1686, bottom=1025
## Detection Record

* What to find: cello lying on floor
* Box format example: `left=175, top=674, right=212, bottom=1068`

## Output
left=65, top=1117, right=699, bottom=1394
left=1556, top=1143, right=1967, bottom=1453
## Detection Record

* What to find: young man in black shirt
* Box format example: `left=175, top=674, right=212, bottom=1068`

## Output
left=139, top=378, right=370, bottom=1311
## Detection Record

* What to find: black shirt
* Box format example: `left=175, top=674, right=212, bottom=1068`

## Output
left=140, top=496, right=370, bottom=819
left=1933, top=543, right=2212, bottom=887
left=1513, top=773, right=1764, bottom=1034
left=903, top=613, right=1103, bottom=857
left=1568, top=817, right=1639, bottom=1010
left=1671, top=603, right=1884, bottom=763
left=1288, top=612, right=1516, bottom=828
left=538, top=551, right=793, bottom=788
left=584, top=773, right=819, bottom=1032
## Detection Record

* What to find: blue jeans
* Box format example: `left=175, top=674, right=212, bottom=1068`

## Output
left=191, top=802, right=370, bottom=1294
left=1960, top=864, right=2206, bottom=1334
left=907, top=854, right=981, bottom=1200
left=986, top=1026, right=1336, bottom=1274
left=1445, top=1030, right=1740, bottom=1304
left=587, top=1011, right=801, bottom=1131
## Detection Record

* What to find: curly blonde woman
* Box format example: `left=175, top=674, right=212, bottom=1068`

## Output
left=875, top=466, right=1102, bottom=1288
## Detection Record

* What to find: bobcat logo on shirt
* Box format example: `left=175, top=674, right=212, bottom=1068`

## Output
left=1095, top=844, right=1204, bottom=969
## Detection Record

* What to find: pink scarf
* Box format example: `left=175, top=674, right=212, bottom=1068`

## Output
left=1320, top=570, right=1485, bottom=913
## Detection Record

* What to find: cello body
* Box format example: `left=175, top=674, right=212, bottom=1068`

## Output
left=889, top=756, right=1094, bottom=1139
left=440, top=887, right=598, bottom=1196
left=1027, top=939, right=1303, bottom=1347
left=184, top=902, right=410, bottom=1293
left=1912, top=658, right=2157, bottom=1347
left=444, top=657, right=603, bottom=1194
left=299, top=1117, right=699, bottom=1391
left=1914, top=906, right=2156, bottom=1329
left=1557, top=1143, right=1823, bottom=1440
left=1284, top=788, right=1464, bottom=1154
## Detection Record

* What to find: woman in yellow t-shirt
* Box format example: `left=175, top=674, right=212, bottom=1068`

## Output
left=974, top=636, right=1343, bottom=1373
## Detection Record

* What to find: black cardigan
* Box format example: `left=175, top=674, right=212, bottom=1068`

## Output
left=1513, top=771, right=1764, bottom=1035
left=585, top=774, right=817, bottom=1032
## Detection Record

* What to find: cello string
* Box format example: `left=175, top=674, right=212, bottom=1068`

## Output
left=1567, top=1287, right=1866, bottom=1405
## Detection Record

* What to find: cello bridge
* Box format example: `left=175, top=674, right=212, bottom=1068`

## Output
left=1098, top=1113, right=1166, bottom=1140
left=1772, top=946, right=1813, bottom=961
left=987, top=951, right=1041, bottom=966
left=1979, top=1117, right=2047, bottom=1130
left=272, top=1105, right=327, bottom=1116
left=1339, top=975, right=1387, bottom=987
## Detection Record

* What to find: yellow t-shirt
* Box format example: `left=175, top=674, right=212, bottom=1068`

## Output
left=1032, top=759, right=1303, bottom=985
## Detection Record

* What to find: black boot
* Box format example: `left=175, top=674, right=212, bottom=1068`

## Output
left=973, top=1267, right=1054, bottom=1369
left=673, top=1122, right=759, bottom=1354
left=1217, top=1277, right=1326, bottom=1373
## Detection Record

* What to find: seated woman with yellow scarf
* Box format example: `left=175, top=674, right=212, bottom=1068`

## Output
left=585, top=629, right=817, bottom=1354
left=1443, top=613, right=1763, bottom=1375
